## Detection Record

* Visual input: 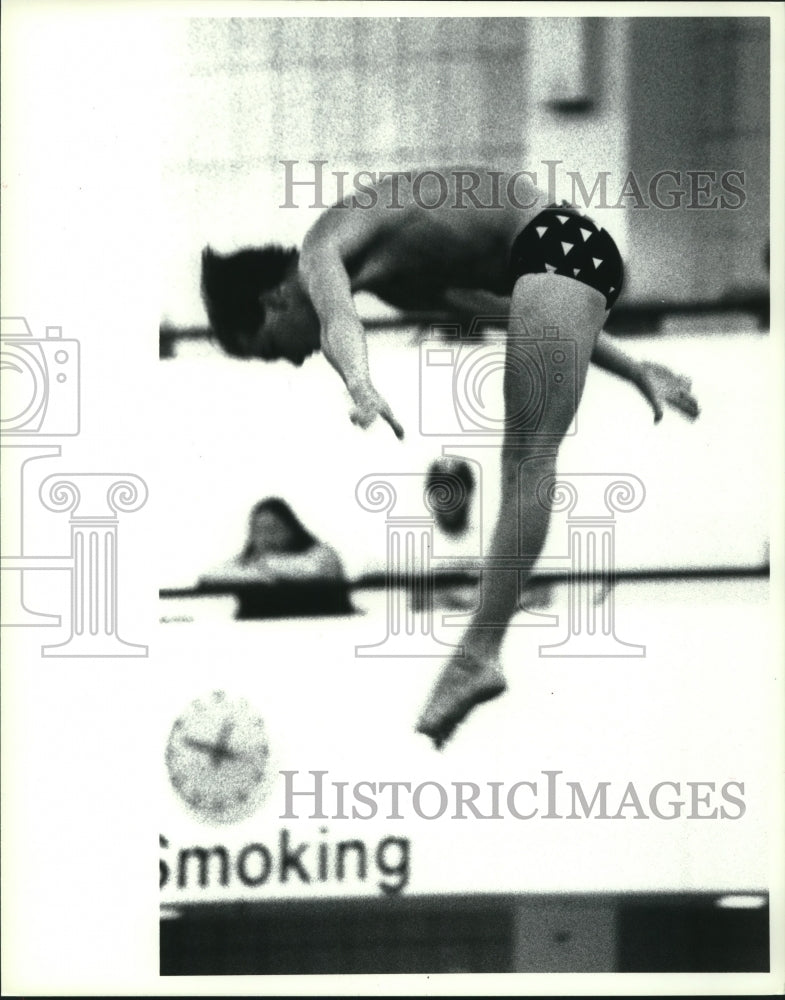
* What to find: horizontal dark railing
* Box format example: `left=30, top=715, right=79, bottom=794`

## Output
left=159, top=563, right=769, bottom=620
left=160, top=292, right=769, bottom=357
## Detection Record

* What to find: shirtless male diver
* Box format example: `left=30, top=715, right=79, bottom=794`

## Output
left=201, top=167, right=699, bottom=748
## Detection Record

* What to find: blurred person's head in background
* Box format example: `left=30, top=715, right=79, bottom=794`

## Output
left=201, top=246, right=319, bottom=368
left=426, top=458, right=476, bottom=537
left=240, top=498, right=319, bottom=563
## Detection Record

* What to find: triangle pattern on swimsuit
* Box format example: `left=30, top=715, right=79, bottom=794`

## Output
left=510, top=207, right=623, bottom=309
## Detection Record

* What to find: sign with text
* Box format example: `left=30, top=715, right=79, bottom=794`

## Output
left=158, top=602, right=768, bottom=906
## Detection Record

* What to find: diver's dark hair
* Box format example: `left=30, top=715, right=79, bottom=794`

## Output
left=240, top=497, right=318, bottom=561
left=201, top=245, right=299, bottom=358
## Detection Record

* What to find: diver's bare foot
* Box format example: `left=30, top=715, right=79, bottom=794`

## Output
left=415, top=652, right=507, bottom=749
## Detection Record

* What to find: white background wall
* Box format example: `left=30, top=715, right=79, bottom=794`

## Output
left=625, top=17, right=769, bottom=301
left=159, top=327, right=769, bottom=586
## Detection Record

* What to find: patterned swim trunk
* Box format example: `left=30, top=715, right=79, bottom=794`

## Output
left=509, top=202, right=624, bottom=309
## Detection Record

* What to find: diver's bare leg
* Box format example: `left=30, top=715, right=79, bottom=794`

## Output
left=416, top=274, right=607, bottom=746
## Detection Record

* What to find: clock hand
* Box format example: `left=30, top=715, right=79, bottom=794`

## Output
left=210, top=721, right=239, bottom=766
left=182, top=736, right=214, bottom=753
left=183, top=735, right=239, bottom=765
left=215, top=720, right=235, bottom=752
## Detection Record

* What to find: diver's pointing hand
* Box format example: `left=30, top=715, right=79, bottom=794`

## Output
left=349, top=384, right=405, bottom=440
